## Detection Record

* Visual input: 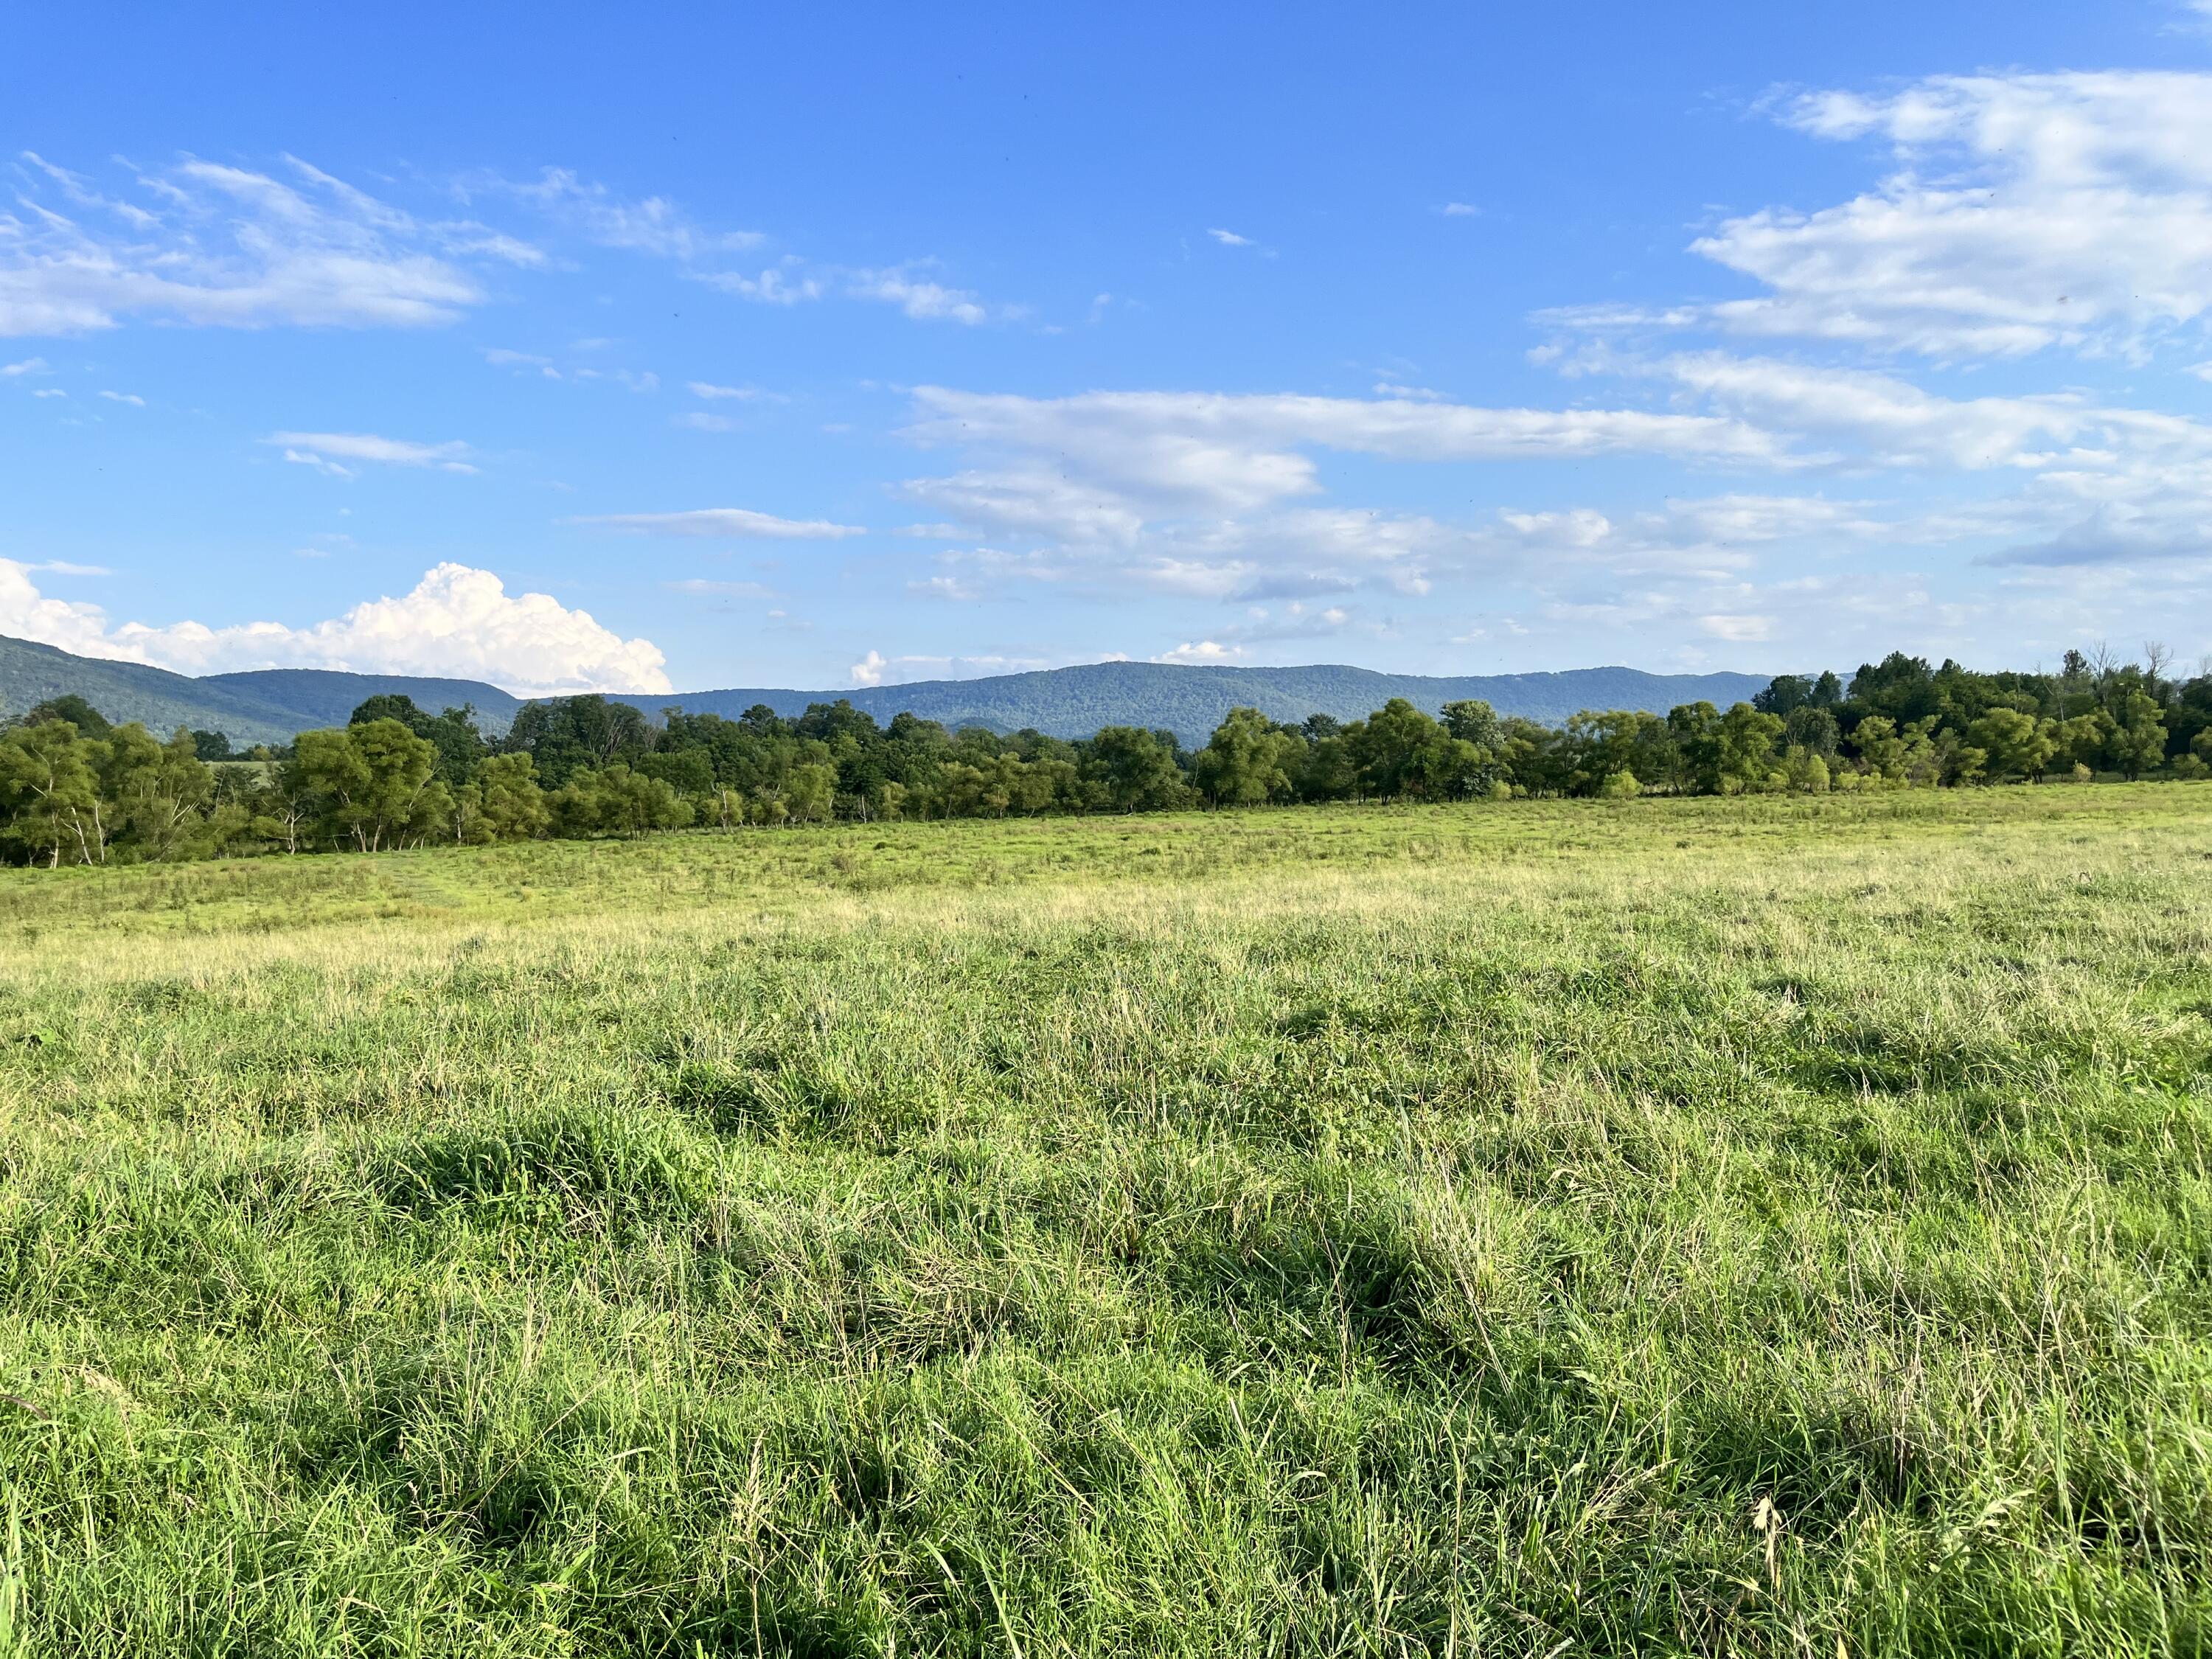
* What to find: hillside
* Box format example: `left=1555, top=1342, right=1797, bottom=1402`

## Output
left=0, top=634, right=313, bottom=747
left=624, top=661, right=1773, bottom=742
left=3, top=632, right=1769, bottom=745
left=199, top=668, right=524, bottom=734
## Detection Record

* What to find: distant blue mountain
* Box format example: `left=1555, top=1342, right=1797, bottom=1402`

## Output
left=4, top=633, right=1770, bottom=746
left=619, top=661, right=1773, bottom=743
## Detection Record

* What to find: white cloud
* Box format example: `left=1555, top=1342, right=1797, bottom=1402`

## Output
left=2, top=356, right=48, bottom=376
left=1439, top=202, right=1480, bottom=218
left=1698, top=613, right=1775, bottom=642
left=0, top=560, right=670, bottom=693
left=849, top=648, right=1048, bottom=686
left=1652, top=352, right=2099, bottom=468
left=97, top=389, right=143, bottom=406
left=1207, top=228, right=1256, bottom=247
left=697, top=265, right=822, bottom=305
left=894, top=386, right=1801, bottom=578
left=30, top=388, right=63, bottom=398
left=1, top=153, right=514, bottom=336
left=266, top=431, right=477, bottom=475
left=572, top=507, right=864, bottom=540
left=484, top=167, right=762, bottom=262
left=1153, top=639, right=1247, bottom=664
left=688, top=380, right=759, bottom=400
left=847, top=269, right=992, bottom=324
left=675, top=411, right=734, bottom=432
left=907, top=387, right=1795, bottom=515
left=906, top=574, right=981, bottom=601
left=1689, top=72, right=2212, bottom=356
left=898, top=467, right=1152, bottom=546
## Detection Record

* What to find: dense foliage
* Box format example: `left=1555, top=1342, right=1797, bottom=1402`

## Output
left=3, top=647, right=2208, bottom=864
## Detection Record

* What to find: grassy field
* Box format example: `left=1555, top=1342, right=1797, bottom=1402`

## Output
left=1, top=787, right=2209, bottom=1657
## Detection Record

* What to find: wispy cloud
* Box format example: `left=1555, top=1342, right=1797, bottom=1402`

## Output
left=266, top=431, right=477, bottom=476
left=1566, top=72, right=2212, bottom=358
left=571, top=507, right=865, bottom=540
left=663, top=577, right=776, bottom=598
left=2, top=153, right=532, bottom=337
left=846, top=268, right=994, bottom=324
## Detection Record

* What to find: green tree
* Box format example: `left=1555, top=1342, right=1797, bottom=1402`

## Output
left=552, top=765, right=692, bottom=837
left=1964, top=706, right=2058, bottom=782
left=108, top=726, right=217, bottom=860
left=504, top=696, right=653, bottom=787
left=0, top=719, right=102, bottom=866
left=1194, top=707, right=1296, bottom=806
left=18, top=695, right=111, bottom=736
left=290, top=720, right=451, bottom=851
left=1714, top=703, right=1785, bottom=794
left=453, top=752, right=549, bottom=844
left=2107, top=689, right=2168, bottom=779
left=1083, top=728, right=1188, bottom=813
left=1349, top=699, right=1439, bottom=799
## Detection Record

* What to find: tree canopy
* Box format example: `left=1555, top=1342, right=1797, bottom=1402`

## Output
left=3, top=646, right=2208, bottom=865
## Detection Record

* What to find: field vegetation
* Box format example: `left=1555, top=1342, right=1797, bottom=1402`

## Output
left=5, top=647, right=2211, bottom=872
left=1, top=787, right=2209, bottom=1655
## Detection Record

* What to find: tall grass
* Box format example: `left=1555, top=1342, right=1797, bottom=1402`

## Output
left=1, top=787, right=2208, bottom=1655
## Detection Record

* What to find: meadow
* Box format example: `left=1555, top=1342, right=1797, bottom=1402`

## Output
left=1, top=787, right=2208, bottom=1656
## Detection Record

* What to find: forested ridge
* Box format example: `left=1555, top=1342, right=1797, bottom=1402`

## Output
left=1, top=633, right=1764, bottom=744
left=1, top=647, right=2207, bottom=866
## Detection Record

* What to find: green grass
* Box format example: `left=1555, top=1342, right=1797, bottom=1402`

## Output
left=1, top=787, right=2209, bottom=1656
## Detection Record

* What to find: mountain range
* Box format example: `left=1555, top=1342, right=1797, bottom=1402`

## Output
left=0, top=632, right=1770, bottom=746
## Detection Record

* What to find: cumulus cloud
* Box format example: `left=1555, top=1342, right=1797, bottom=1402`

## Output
left=2, top=356, right=48, bottom=376
left=1154, top=639, right=1246, bottom=664
left=1, top=153, right=529, bottom=336
left=0, top=560, right=670, bottom=693
left=1688, top=72, right=2212, bottom=357
left=267, top=431, right=477, bottom=476
left=571, top=507, right=865, bottom=540
left=1207, top=228, right=1256, bottom=247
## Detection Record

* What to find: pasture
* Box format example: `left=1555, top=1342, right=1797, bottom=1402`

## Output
left=1, top=787, right=2209, bottom=1655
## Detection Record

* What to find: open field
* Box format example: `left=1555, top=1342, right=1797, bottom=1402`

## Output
left=2, top=787, right=2210, bottom=1656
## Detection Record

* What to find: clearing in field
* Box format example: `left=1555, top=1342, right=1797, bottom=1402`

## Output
left=1, top=788, right=2209, bottom=1657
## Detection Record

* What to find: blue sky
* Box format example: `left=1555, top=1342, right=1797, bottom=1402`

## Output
left=4, top=1, right=2210, bottom=695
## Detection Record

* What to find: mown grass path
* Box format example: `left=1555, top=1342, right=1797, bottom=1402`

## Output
left=2, top=788, right=2209, bottom=1655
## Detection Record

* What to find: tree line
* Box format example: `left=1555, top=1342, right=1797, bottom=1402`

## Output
left=2, top=647, right=2208, bottom=866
